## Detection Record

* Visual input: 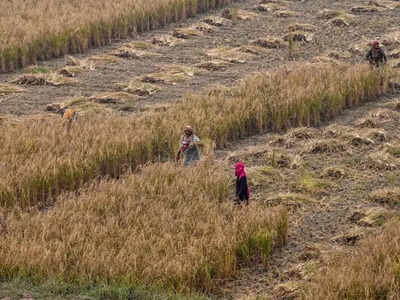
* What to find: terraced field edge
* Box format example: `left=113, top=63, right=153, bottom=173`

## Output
left=0, top=0, right=235, bottom=73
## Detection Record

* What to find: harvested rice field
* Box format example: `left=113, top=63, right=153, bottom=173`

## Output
left=1, top=0, right=400, bottom=299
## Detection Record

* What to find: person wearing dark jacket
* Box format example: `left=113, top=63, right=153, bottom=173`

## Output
left=235, top=162, right=250, bottom=206
left=366, top=41, right=387, bottom=67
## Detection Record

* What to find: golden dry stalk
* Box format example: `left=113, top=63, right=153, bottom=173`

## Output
left=0, top=0, right=233, bottom=72
left=304, top=219, right=400, bottom=299
left=0, top=162, right=287, bottom=292
left=0, top=63, right=392, bottom=210
left=0, top=83, right=25, bottom=95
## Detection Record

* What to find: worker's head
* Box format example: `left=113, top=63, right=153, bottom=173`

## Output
left=235, top=161, right=246, bottom=177
left=371, top=40, right=380, bottom=49
left=184, top=125, right=193, bottom=136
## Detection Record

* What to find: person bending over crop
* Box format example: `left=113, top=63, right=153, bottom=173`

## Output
left=57, top=107, right=77, bottom=131
left=235, top=162, right=249, bottom=206
left=366, top=41, right=387, bottom=67
left=176, top=125, right=201, bottom=166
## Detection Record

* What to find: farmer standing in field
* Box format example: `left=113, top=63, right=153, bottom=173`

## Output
left=235, top=161, right=249, bottom=206
left=176, top=125, right=201, bottom=166
left=57, top=107, right=77, bottom=131
left=366, top=41, right=387, bottom=67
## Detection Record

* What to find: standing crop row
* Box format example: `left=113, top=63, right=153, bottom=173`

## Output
left=0, top=63, right=393, bottom=209
left=0, top=0, right=234, bottom=72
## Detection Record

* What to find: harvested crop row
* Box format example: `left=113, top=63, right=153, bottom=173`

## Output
left=303, top=219, right=400, bottom=299
left=0, top=162, right=287, bottom=293
left=0, top=63, right=393, bottom=209
left=0, top=0, right=234, bottom=73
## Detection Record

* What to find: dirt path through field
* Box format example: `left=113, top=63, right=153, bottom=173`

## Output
left=1, top=0, right=399, bottom=116
left=215, top=90, right=400, bottom=299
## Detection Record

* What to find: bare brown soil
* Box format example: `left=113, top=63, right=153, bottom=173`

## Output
left=0, top=0, right=399, bottom=116
left=216, top=93, right=400, bottom=299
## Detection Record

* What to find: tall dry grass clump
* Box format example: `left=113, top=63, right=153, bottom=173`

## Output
left=0, top=162, right=287, bottom=292
left=0, top=63, right=393, bottom=209
left=0, top=0, right=233, bottom=72
left=302, top=220, right=400, bottom=299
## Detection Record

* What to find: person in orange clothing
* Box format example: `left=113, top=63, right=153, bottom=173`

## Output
left=57, top=107, right=77, bottom=131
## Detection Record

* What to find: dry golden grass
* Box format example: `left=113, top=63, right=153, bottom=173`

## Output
left=141, top=64, right=202, bottom=84
left=318, top=9, right=354, bottom=20
left=118, top=80, right=161, bottom=96
left=0, top=162, right=287, bottom=293
left=207, top=45, right=271, bottom=64
left=0, top=84, right=25, bottom=95
left=0, top=63, right=393, bottom=209
left=11, top=73, right=77, bottom=86
left=56, top=93, right=140, bottom=114
left=303, top=219, right=400, bottom=299
left=0, top=0, right=234, bottom=72
left=370, top=187, right=400, bottom=207
left=251, top=37, right=287, bottom=49
left=288, top=23, right=317, bottom=32
left=89, top=92, right=140, bottom=105
left=111, top=45, right=160, bottom=59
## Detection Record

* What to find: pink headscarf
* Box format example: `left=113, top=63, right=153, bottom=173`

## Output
left=371, top=40, right=380, bottom=48
left=235, top=162, right=250, bottom=199
left=235, top=162, right=246, bottom=179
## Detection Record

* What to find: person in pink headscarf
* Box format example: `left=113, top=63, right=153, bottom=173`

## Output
left=366, top=40, right=387, bottom=67
left=235, top=162, right=249, bottom=206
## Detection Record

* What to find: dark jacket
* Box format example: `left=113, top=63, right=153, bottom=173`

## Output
left=366, top=48, right=387, bottom=66
left=236, top=176, right=249, bottom=203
